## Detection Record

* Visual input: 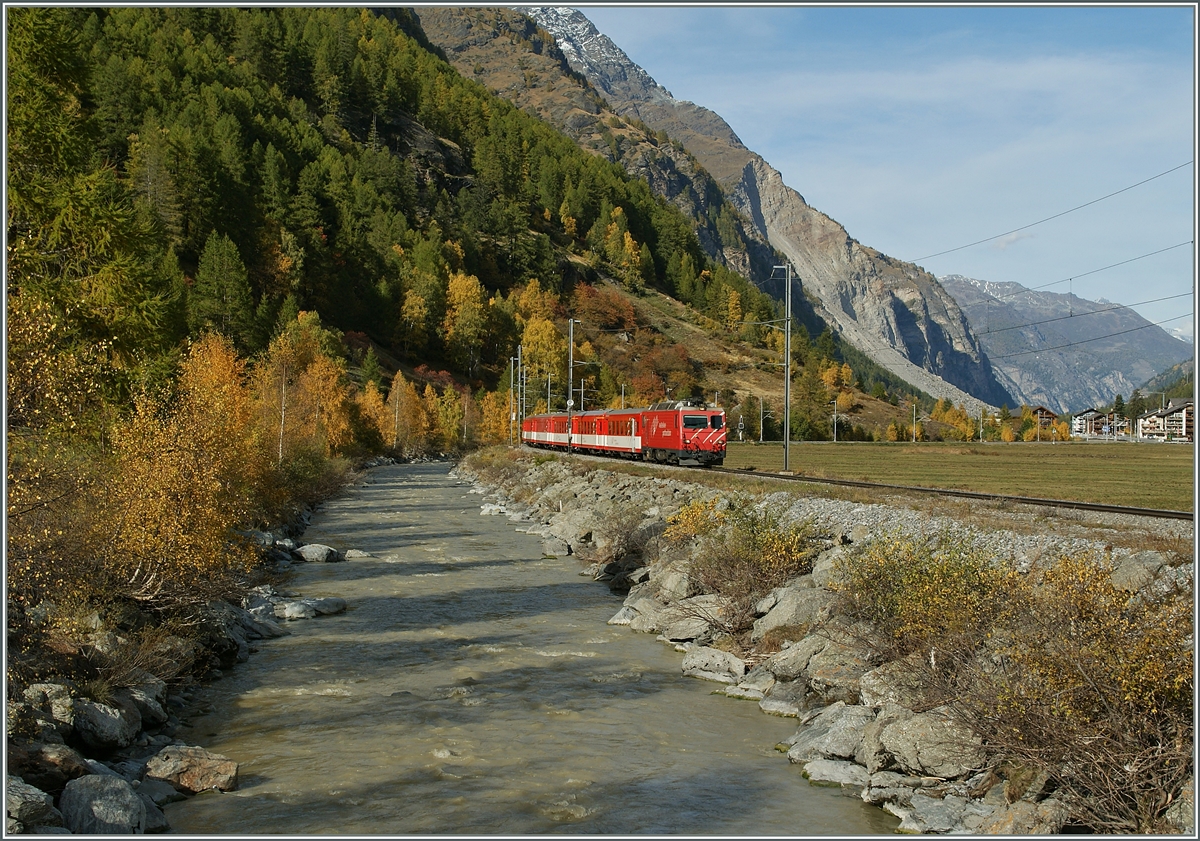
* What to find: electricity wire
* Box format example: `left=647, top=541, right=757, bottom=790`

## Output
left=910, top=161, right=1194, bottom=262
left=990, top=312, right=1193, bottom=359
left=981, top=292, right=1192, bottom=336
left=988, top=241, right=1193, bottom=300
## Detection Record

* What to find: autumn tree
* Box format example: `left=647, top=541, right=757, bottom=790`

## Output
left=442, top=271, right=487, bottom=376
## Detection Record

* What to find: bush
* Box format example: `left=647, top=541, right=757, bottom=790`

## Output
left=676, top=499, right=822, bottom=635
left=831, top=530, right=1013, bottom=657
left=832, top=535, right=1193, bottom=833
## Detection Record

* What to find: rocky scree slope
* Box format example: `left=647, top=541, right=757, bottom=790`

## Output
left=520, top=6, right=1013, bottom=411
left=453, top=452, right=1193, bottom=835
left=941, top=274, right=1194, bottom=413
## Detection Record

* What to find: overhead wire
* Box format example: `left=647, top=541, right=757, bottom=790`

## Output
left=981, top=292, right=1193, bottom=336
left=910, top=161, right=1194, bottom=263
left=990, top=312, right=1193, bottom=359
left=987, top=240, right=1193, bottom=300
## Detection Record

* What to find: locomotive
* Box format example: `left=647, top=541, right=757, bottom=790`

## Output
left=521, top=399, right=726, bottom=467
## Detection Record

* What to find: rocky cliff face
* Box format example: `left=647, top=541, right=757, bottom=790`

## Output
left=940, top=275, right=1194, bottom=413
left=522, top=6, right=1013, bottom=410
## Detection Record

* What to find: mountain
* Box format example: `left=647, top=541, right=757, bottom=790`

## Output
left=513, top=6, right=1012, bottom=411
left=939, top=275, right=1193, bottom=413
left=1139, top=359, right=1194, bottom=402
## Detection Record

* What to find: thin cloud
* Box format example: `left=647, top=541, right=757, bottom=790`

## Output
left=992, top=231, right=1036, bottom=251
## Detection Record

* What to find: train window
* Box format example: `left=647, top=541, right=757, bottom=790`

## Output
left=710, top=415, right=724, bottom=429
left=683, top=415, right=708, bottom=429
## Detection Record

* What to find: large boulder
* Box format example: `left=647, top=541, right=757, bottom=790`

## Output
left=786, top=702, right=876, bottom=763
left=22, top=684, right=76, bottom=740
left=811, top=546, right=849, bottom=589
left=681, top=646, right=746, bottom=684
left=661, top=595, right=726, bottom=642
left=294, top=543, right=342, bottom=563
left=136, top=792, right=170, bottom=833
left=801, top=759, right=870, bottom=790
left=1164, top=777, right=1194, bottom=835
left=277, top=601, right=318, bottom=621
left=763, top=635, right=829, bottom=681
left=144, top=745, right=239, bottom=793
left=759, top=679, right=810, bottom=717
left=135, top=778, right=187, bottom=807
left=302, top=597, right=347, bottom=616
left=974, top=798, right=1068, bottom=834
left=7, top=743, right=92, bottom=794
left=59, top=775, right=146, bottom=834
left=656, top=569, right=692, bottom=602
left=804, top=634, right=875, bottom=704
left=1109, top=551, right=1166, bottom=592
left=894, top=792, right=999, bottom=834
left=625, top=595, right=665, bottom=634
left=855, top=703, right=915, bottom=774
left=858, top=656, right=922, bottom=708
left=750, top=587, right=834, bottom=641
left=72, top=697, right=141, bottom=752
left=879, top=707, right=984, bottom=779
left=5, top=776, right=64, bottom=830
left=115, top=687, right=166, bottom=730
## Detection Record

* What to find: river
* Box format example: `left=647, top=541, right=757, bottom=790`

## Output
left=165, top=462, right=896, bottom=834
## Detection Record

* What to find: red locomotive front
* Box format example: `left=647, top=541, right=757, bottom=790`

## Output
left=639, top=399, right=726, bottom=466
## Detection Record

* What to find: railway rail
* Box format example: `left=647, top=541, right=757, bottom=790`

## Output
left=709, top=466, right=1194, bottom=521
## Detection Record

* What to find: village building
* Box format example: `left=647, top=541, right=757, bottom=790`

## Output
left=1071, top=408, right=1132, bottom=438
left=1137, top=398, right=1193, bottom=442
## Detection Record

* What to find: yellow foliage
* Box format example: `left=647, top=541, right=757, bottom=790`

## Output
left=477, top=390, right=510, bottom=445
left=516, top=278, right=558, bottom=325
left=820, top=363, right=842, bottom=390
left=1001, top=553, right=1192, bottom=723
left=356, top=380, right=389, bottom=442
left=664, top=496, right=724, bottom=542
left=521, top=317, right=565, bottom=379
left=1001, top=424, right=1016, bottom=442
left=99, top=336, right=261, bottom=606
left=295, top=354, right=352, bottom=456
left=384, top=372, right=430, bottom=456
left=832, top=531, right=1014, bottom=652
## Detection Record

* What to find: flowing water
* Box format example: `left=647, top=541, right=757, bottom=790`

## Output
left=166, top=462, right=896, bottom=835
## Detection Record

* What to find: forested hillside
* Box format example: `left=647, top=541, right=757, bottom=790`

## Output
left=11, top=6, right=793, bottom=387
left=8, top=5, right=827, bottom=650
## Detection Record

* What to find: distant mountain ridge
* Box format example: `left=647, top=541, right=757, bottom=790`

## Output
left=939, top=275, right=1193, bottom=413
left=519, top=6, right=1013, bottom=411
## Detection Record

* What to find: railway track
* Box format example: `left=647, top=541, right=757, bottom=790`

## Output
left=709, top=465, right=1194, bottom=521
left=530, top=447, right=1193, bottom=521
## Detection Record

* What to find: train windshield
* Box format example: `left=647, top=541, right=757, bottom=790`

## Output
left=710, top=415, right=724, bottom=429
left=683, top=415, right=708, bottom=429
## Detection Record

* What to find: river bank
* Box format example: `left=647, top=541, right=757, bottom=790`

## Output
left=452, top=448, right=1195, bottom=835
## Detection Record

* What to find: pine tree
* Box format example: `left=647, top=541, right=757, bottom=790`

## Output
left=189, top=230, right=256, bottom=351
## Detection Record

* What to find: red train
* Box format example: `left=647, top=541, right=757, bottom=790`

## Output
left=521, top=399, right=726, bottom=466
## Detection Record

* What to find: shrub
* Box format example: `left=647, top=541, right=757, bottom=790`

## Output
left=974, top=554, right=1193, bottom=832
left=832, top=535, right=1193, bottom=833
left=831, top=530, right=1014, bottom=656
left=682, top=500, right=822, bottom=635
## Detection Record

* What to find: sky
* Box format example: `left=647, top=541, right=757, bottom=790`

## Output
left=575, top=3, right=1197, bottom=343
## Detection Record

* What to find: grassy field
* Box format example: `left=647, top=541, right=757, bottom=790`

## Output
left=723, top=441, right=1195, bottom=512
